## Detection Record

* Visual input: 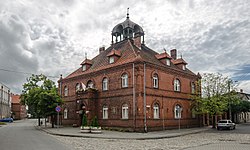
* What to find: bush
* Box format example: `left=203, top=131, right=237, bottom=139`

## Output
left=0, top=122, right=7, bottom=125
left=82, top=114, right=88, bottom=127
left=91, top=116, right=99, bottom=127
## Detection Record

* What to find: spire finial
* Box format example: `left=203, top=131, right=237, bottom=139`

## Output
left=85, top=52, right=87, bottom=59
left=127, top=8, right=129, bottom=19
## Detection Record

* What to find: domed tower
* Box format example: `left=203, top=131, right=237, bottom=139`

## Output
left=111, top=8, right=145, bottom=45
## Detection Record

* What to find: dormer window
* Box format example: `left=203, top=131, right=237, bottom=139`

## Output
left=166, top=59, right=170, bottom=66
left=182, top=65, right=186, bottom=70
left=109, top=56, right=115, bottom=64
left=82, top=65, right=86, bottom=71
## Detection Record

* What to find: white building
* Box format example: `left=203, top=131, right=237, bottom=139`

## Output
left=0, top=82, right=11, bottom=119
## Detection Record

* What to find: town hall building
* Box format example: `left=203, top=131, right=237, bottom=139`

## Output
left=59, top=12, right=201, bottom=132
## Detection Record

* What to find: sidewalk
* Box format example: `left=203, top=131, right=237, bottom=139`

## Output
left=36, top=125, right=210, bottom=140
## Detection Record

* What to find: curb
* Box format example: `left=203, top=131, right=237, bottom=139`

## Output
left=35, top=126, right=209, bottom=140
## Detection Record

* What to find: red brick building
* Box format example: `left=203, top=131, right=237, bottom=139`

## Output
left=59, top=14, right=201, bottom=132
left=11, top=94, right=27, bottom=120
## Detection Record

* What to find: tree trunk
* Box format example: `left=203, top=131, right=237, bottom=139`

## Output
left=212, top=115, right=216, bottom=128
left=51, top=115, right=55, bottom=128
left=38, top=117, right=41, bottom=126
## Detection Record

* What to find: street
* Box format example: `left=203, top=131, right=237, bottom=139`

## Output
left=1, top=119, right=250, bottom=150
left=0, top=119, right=71, bottom=150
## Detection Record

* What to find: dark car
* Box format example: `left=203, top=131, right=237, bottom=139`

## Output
left=0, top=118, right=13, bottom=123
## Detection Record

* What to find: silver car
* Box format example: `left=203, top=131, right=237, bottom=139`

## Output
left=217, top=120, right=236, bottom=130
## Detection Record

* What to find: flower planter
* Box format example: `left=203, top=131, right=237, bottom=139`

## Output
left=80, top=126, right=91, bottom=133
left=90, top=127, right=102, bottom=134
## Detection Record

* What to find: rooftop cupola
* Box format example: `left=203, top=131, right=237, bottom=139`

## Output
left=111, top=8, right=144, bottom=45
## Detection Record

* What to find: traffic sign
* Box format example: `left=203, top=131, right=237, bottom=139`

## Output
left=55, top=106, right=61, bottom=112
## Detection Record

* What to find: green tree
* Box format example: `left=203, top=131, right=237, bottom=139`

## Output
left=21, top=74, right=63, bottom=127
left=191, top=73, right=240, bottom=128
left=232, top=100, right=250, bottom=122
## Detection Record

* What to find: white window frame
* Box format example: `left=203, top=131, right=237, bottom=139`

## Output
left=166, top=59, right=170, bottom=66
left=109, top=56, right=115, bottom=64
left=82, top=65, right=86, bottom=71
left=64, top=108, right=68, bottom=119
left=102, top=78, right=108, bottom=91
left=87, top=81, right=94, bottom=89
left=121, top=74, right=128, bottom=88
left=191, top=82, right=195, bottom=94
left=153, top=104, right=160, bottom=119
left=175, top=105, right=182, bottom=119
left=76, top=83, right=80, bottom=92
left=153, top=74, right=158, bottom=88
left=182, top=65, right=186, bottom=70
left=64, top=86, right=68, bottom=96
left=174, top=79, right=181, bottom=91
left=103, top=105, right=108, bottom=119
left=122, top=104, right=128, bottom=119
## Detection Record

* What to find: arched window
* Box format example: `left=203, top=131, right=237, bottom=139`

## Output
left=64, top=86, right=68, bottom=96
left=121, top=73, right=128, bottom=88
left=102, top=78, right=108, bottom=91
left=191, top=82, right=195, bottom=94
left=102, top=105, right=108, bottom=119
left=153, top=103, right=160, bottom=119
left=153, top=74, right=159, bottom=88
left=87, top=80, right=94, bottom=88
left=174, top=79, right=181, bottom=91
left=76, top=83, right=80, bottom=92
left=175, top=105, right=182, bottom=119
left=122, top=104, right=128, bottom=119
left=64, top=108, right=68, bottom=119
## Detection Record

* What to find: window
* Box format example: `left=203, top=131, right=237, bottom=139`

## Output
left=182, top=65, right=186, bottom=70
left=64, top=86, right=68, bottom=96
left=153, top=103, right=160, bottom=119
left=153, top=74, right=158, bottom=88
left=109, top=56, right=114, bottom=64
left=122, top=104, right=128, bottom=119
left=103, top=105, right=108, bottom=119
left=166, top=59, right=170, bottom=66
left=87, top=80, right=94, bottom=88
left=174, top=79, right=181, bottom=91
left=121, top=73, right=128, bottom=88
left=191, top=109, right=196, bottom=118
left=64, top=108, right=68, bottom=119
left=82, top=65, right=86, bottom=71
left=76, top=83, right=80, bottom=92
left=191, top=82, right=195, bottom=94
left=175, top=105, right=182, bottom=119
left=102, top=78, right=108, bottom=91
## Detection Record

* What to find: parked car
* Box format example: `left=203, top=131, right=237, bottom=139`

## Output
left=0, top=118, right=13, bottom=123
left=217, top=119, right=235, bottom=130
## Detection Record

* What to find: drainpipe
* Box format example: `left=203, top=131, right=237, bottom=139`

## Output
left=143, top=63, right=147, bottom=132
left=1, top=85, right=3, bottom=119
left=133, top=63, right=136, bottom=131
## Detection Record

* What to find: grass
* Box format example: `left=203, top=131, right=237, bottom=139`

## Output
left=0, top=122, right=7, bottom=125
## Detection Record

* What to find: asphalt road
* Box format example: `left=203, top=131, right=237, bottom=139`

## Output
left=206, top=122, right=250, bottom=134
left=0, top=119, right=71, bottom=150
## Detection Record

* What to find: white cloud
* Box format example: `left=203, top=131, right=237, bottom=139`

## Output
left=0, top=0, right=249, bottom=94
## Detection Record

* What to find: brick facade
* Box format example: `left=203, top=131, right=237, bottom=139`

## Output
left=59, top=15, right=201, bottom=132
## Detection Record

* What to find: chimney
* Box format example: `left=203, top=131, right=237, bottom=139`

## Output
left=240, top=89, right=243, bottom=93
left=99, top=46, right=105, bottom=53
left=170, top=49, right=177, bottom=60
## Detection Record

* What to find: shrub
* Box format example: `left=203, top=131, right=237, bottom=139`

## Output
left=82, top=114, right=88, bottom=127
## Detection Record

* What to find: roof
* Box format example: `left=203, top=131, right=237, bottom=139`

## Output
left=155, top=52, right=172, bottom=59
left=64, top=39, right=197, bottom=80
left=107, top=49, right=121, bottom=57
left=11, top=94, right=20, bottom=104
left=172, top=58, right=188, bottom=65
left=80, top=59, right=92, bottom=65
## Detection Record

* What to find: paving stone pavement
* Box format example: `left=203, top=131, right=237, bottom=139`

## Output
left=50, top=133, right=250, bottom=150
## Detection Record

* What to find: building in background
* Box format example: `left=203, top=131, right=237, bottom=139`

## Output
left=11, top=94, right=27, bottom=120
left=234, top=89, right=250, bottom=123
left=59, top=13, right=201, bottom=132
left=0, top=82, right=11, bottom=119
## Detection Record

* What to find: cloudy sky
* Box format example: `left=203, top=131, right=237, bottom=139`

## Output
left=0, top=0, right=249, bottom=94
